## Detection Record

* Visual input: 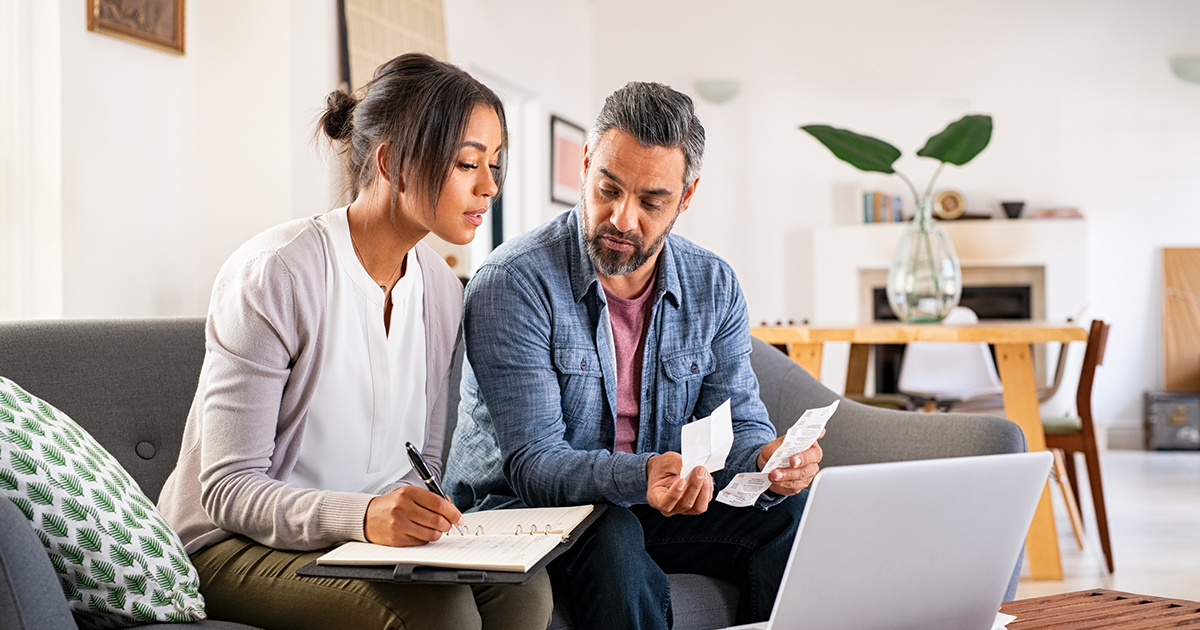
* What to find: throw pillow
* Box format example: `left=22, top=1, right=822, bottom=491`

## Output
left=0, top=376, right=205, bottom=629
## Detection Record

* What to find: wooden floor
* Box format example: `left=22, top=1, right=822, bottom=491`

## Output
left=1015, top=450, right=1200, bottom=601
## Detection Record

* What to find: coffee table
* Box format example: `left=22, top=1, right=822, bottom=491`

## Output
left=1000, top=589, right=1200, bottom=628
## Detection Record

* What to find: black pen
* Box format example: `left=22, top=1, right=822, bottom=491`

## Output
left=405, top=442, right=466, bottom=535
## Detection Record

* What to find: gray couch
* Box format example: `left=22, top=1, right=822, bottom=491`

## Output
left=0, top=318, right=1026, bottom=630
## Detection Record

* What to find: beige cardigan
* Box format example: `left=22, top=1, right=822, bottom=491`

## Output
left=158, top=215, right=462, bottom=554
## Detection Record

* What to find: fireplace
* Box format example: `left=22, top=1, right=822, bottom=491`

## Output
left=859, top=266, right=1047, bottom=394
left=871, top=284, right=1035, bottom=394
left=806, top=219, right=1093, bottom=436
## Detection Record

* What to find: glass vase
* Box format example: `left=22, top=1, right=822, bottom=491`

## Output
left=886, top=197, right=962, bottom=323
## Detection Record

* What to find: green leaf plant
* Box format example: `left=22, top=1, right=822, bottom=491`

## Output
left=800, top=114, right=992, bottom=208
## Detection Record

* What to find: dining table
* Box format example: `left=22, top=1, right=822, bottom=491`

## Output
left=751, top=322, right=1089, bottom=581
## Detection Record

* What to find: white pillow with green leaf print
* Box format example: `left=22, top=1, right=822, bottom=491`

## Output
left=0, top=376, right=205, bottom=629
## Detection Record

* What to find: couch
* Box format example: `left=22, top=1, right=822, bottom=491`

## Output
left=0, top=318, right=1027, bottom=630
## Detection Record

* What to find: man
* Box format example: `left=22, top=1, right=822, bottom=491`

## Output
left=444, top=82, right=822, bottom=630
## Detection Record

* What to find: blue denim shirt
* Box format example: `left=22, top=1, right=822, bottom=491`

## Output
left=444, top=207, right=779, bottom=512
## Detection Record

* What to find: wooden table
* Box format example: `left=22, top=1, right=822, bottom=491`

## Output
left=1001, top=590, right=1200, bottom=628
left=751, top=323, right=1088, bottom=581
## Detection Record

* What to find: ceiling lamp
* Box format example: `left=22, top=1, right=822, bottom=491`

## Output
left=695, top=79, right=741, bottom=104
left=1170, top=56, right=1200, bottom=84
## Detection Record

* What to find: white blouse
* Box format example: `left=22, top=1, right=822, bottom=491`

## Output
left=288, top=207, right=427, bottom=495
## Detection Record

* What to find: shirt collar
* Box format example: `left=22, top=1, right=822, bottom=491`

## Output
left=568, top=205, right=681, bottom=308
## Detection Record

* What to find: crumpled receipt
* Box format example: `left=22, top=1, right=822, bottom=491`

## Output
left=680, top=399, right=734, bottom=479
left=715, top=400, right=839, bottom=507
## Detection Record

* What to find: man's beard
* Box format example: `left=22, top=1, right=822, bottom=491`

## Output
left=582, top=199, right=677, bottom=276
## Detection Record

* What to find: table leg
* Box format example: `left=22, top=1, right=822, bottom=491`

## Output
left=787, top=343, right=823, bottom=379
left=845, top=344, right=870, bottom=396
left=995, top=343, right=1063, bottom=581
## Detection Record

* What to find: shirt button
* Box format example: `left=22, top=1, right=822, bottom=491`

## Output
left=581, top=359, right=588, bottom=370
left=691, top=363, right=699, bottom=373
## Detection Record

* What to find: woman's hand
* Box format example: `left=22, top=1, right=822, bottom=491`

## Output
left=364, top=486, right=465, bottom=546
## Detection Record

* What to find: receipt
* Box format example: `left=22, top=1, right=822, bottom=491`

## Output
left=715, top=400, right=838, bottom=507
left=680, top=399, right=734, bottom=479
left=762, top=400, right=838, bottom=473
left=715, top=472, right=771, bottom=507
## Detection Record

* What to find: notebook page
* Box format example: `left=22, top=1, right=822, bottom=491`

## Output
left=316, top=535, right=562, bottom=572
left=452, top=505, right=594, bottom=537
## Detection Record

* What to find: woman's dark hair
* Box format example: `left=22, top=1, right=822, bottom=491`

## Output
left=319, top=53, right=507, bottom=212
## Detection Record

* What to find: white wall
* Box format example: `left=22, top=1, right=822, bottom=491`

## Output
left=53, top=0, right=339, bottom=319
left=29, top=0, right=584, bottom=322
left=589, top=0, right=1200, bottom=433
left=444, top=0, right=594, bottom=238
left=0, top=0, right=63, bottom=320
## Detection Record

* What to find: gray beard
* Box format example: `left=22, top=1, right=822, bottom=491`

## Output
left=581, top=198, right=677, bottom=276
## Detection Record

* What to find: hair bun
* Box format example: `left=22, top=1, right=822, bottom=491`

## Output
left=321, top=90, right=357, bottom=141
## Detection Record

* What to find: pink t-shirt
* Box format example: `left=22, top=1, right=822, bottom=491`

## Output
left=603, top=276, right=657, bottom=454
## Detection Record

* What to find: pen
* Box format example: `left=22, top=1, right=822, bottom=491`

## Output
left=405, top=442, right=466, bottom=535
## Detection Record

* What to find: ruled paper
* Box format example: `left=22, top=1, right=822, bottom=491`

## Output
left=452, top=505, right=594, bottom=537
left=316, top=534, right=563, bottom=572
left=314, top=505, right=594, bottom=572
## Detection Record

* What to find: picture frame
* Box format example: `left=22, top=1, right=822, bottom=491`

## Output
left=87, top=0, right=185, bottom=55
left=550, top=115, right=586, bottom=206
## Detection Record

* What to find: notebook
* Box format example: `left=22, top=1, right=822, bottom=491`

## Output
left=314, top=504, right=595, bottom=573
left=723, top=451, right=1053, bottom=630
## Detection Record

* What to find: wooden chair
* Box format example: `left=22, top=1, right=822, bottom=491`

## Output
left=1042, top=319, right=1114, bottom=573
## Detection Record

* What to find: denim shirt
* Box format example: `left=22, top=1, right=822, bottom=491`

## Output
left=444, top=207, right=779, bottom=512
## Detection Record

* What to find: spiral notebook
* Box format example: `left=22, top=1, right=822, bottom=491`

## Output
left=311, top=505, right=597, bottom=575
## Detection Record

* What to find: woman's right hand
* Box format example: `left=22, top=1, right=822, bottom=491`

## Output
left=364, top=486, right=466, bottom=547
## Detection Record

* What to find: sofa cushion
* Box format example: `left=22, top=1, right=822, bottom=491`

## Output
left=0, top=376, right=206, bottom=628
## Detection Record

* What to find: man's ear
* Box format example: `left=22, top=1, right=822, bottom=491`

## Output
left=375, top=143, right=404, bottom=192
left=579, top=143, right=591, bottom=189
left=677, top=177, right=700, bottom=215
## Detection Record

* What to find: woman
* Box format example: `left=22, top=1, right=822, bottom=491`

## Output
left=157, top=53, right=553, bottom=630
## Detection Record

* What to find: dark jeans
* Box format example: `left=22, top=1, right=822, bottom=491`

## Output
left=549, top=491, right=808, bottom=630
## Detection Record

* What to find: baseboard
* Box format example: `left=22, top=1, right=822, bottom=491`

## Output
left=1103, top=420, right=1144, bottom=451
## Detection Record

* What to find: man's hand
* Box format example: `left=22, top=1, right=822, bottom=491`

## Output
left=756, top=429, right=825, bottom=496
left=364, top=486, right=465, bottom=547
left=646, top=452, right=713, bottom=517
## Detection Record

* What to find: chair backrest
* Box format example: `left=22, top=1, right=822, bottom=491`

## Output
left=897, top=307, right=1004, bottom=400
left=0, top=318, right=206, bottom=503
left=1075, top=319, right=1110, bottom=430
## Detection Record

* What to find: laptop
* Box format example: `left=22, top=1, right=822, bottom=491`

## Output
left=724, top=451, right=1053, bottom=630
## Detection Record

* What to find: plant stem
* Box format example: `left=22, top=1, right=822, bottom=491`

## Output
left=923, top=162, right=946, bottom=201
left=921, top=225, right=942, bottom=296
left=894, top=170, right=922, bottom=207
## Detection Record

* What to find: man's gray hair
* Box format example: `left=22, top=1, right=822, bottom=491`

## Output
left=587, top=82, right=705, bottom=188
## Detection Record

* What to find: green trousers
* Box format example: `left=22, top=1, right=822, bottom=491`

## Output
left=191, top=536, right=554, bottom=630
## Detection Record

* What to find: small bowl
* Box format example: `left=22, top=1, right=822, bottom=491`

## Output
left=1001, top=201, right=1025, bottom=219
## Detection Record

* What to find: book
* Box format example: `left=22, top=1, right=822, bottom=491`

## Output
left=1029, top=207, right=1083, bottom=219
left=314, top=505, right=596, bottom=573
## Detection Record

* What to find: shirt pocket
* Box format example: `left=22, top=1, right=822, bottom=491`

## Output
left=553, top=346, right=605, bottom=440
left=660, top=348, right=715, bottom=425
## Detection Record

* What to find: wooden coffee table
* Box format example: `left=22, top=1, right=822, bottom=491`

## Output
left=1000, top=590, right=1200, bottom=628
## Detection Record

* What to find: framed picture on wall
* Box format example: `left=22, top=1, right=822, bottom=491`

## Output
left=550, top=115, right=586, bottom=206
left=87, top=0, right=186, bottom=55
